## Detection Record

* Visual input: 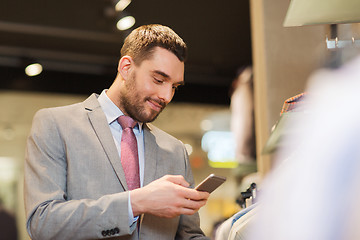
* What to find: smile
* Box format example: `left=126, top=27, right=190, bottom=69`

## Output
left=147, top=99, right=163, bottom=112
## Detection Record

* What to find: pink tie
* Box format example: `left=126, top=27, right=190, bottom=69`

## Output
left=117, top=116, right=140, bottom=190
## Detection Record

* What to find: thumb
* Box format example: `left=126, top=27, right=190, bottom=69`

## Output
left=164, top=175, right=190, bottom=188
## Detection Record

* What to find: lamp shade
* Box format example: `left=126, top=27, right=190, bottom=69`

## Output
left=284, top=0, right=360, bottom=27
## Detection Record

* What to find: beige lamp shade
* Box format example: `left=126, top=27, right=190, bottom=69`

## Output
left=284, top=0, right=360, bottom=27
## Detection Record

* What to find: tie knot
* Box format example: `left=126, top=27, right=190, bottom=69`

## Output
left=117, top=115, right=137, bottom=129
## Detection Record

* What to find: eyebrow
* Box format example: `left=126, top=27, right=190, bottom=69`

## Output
left=153, top=70, right=185, bottom=86
left=153, top=70, right=170, bottom=79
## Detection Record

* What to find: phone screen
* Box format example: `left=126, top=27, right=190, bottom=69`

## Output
left=195, top=174, right=226, bottom=193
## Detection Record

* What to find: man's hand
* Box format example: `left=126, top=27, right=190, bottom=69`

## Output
left=130, top=175, right=209, bottom=218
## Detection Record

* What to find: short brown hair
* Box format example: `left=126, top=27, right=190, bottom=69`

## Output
left=120, top=24, right=187, bottom=65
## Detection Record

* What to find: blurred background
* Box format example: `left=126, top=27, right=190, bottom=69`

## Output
left=0, top=0, right=337, bottom=239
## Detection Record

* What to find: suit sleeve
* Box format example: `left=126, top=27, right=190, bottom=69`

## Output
left=175, top=142, right=210, bottom=240
left=24, top=109, right=136, bottom=240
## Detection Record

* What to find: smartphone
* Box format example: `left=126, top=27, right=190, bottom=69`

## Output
left=195, top=174, right=226, bottom=193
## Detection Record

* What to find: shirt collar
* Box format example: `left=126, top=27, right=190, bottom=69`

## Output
left=98, top=89, right=143, bottom=132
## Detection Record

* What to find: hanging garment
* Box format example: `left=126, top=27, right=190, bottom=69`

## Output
left=247, top=54, right=360, bottom=240
left=215, top=217, right=234, bottom=240
left=228, top=205, right=258, bottom=240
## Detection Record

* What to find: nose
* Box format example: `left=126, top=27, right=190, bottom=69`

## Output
left=158, top=84, right=175, bottom=104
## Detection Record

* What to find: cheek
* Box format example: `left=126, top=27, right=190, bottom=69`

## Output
left=131, top=76, right=151, bottom=96
left=141, top=79, right=158, bottom=95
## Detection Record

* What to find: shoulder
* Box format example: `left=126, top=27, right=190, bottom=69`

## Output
left=32, top=103, right=82, bottom=128
left=144, top=123, right=185, bottom=148
left=145, top=123, right=179, bottom=140
left=33, top=94, right=98, bottom=120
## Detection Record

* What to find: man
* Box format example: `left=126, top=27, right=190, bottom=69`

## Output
left=24, top=24, right=210, bottom=240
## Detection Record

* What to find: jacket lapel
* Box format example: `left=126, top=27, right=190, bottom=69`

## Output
left=143, top=123, right=158, bottom=186
left=83, top=94, right=128, bottom=190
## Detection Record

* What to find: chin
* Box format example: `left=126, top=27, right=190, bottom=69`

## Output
left=143, top=113, right=160, bottom=123
left=142, top=116, right=157, bottom=123
left=133, top=107, right=162, bottom=123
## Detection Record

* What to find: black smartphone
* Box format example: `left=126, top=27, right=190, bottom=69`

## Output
left=195, top=174, right=226, bottom=193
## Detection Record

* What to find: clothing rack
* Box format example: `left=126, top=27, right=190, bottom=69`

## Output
left=214, top=182, right=259, bottom=240
left=236, top=183, right=257, bottom=209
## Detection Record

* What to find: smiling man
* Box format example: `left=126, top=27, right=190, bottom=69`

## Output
left=108, top=46, right=184, bottom=123
left=24, top=24, right=210, bottom=240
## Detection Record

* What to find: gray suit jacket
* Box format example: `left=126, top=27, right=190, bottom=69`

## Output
left=24, top=94, right=208, bottom=240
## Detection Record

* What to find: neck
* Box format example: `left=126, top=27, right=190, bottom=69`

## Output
left=106, top=76, right=124, bottom=111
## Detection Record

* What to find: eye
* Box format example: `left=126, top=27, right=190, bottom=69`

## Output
left=153, top=77, right=163, bottom=84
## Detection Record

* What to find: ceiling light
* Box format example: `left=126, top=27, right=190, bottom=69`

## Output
left=115, top=0, right=131, bottom=11
left=25, top=63, right=43, bottom=76
left=116, top=15, right=135, bottom=31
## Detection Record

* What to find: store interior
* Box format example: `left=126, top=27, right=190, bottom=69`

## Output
left=1, top=0, right=360, bottom=239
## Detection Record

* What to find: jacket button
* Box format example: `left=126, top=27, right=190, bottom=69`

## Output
left=110, top=229, right=115, bottom=235
left=101, top=230, right=107, bottom=236
left=115, top=227, right=120, bottom=234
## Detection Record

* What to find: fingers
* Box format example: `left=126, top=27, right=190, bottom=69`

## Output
left=164, top=198, right=207, bottom=218
left=188, top=189, right=210, bottom=201
left=177, top=198, right=208, bottom=216
left=183, top=198, right=207, bottom=210
left=173, top=185, right=209, bottom=201
left=131, top=175, right=210, bottom=218
left=162, top=175, right=190, bottom=187
left=161, top=175, right=210, bottom=201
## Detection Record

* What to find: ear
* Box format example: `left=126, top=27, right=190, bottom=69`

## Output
left=117, top=56, right=133, bottom=80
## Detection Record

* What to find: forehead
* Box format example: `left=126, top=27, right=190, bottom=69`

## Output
left=139, top=47, right=184, bottom=81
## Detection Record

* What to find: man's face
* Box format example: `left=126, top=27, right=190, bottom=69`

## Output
left=120, top=47, right=185, bottom=123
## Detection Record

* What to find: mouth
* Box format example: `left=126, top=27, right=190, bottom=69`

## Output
left=147, top=99, right=165, bottom=112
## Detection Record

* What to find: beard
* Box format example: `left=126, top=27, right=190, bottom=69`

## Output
left=120, top=72, right=166, bottom=123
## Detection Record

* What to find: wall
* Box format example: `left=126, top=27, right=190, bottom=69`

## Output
left=250, top=0, right=329, bottom=176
